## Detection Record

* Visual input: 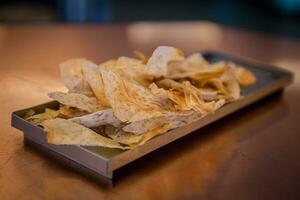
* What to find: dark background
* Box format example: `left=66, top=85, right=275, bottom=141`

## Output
left=0, top=0, right=300, bottom=38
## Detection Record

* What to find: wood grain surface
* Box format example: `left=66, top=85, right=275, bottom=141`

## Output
left=0, top=22, right=299, bottom=200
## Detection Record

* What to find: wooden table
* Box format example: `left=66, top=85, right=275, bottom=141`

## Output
left=0, top=22, right=299, bottom=200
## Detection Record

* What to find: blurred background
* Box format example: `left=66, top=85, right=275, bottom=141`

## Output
left=0, top=0, right=299, bottom=38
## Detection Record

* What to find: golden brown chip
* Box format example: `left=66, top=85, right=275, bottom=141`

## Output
left=58, top=105, right=88, bottom=118
left=234, top=67, right=256, bottom=86
left=42, top=118, right=128, bottom=149
left=100, top=67, right=172, bottom=122
left=23, top=109, right=35, bottom=119
left=59, top=58, right=94, bottom=96
left=133, top=50, right=148, bottom=64
left=48, top=92, right=103, bottom=113
left=27, top=108, right=60, bottom=125
left=81, top=63, right=110, bottom=107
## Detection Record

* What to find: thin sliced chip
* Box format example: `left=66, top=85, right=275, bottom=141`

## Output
left=59, top=58, right=93, bottom=96
left=100, top=68, right=172, bottom=122
left=48, top=92, right=103, bottom=113
left=132, top=122, right=172, bottom=147
left=220, top=65, right=240, bottom=101
left=168, top=61, right=226, bottom=80
left=133, top=50, right=148, bottom=64
left=145, top=46, right=184, bottom=77
left=42, top=118, right=127, bottom=149
left=27, top=108, right=60, bottom=125
left=105, top=125, right=143, bottom=145
left=23, top=109, right=35, bottom=119
left=122, top=116, right=170, bottom=135
left=58, top=105, right=88, bottom=118
left=70, top=109, right=121, bottom=128
left=183, top=53, right=209, bottom=70
left=82, top=63, right=110, bottom=107
left=234, top=66, right=256, bottom=86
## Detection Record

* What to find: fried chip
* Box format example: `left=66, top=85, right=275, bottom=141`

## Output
left=82, top=63, right=110, bottom=107
left=58, top=105, right=88, bottom=118
left=122, top=116, right=170, bottom=135
left=42, top=118, right=127, bottom=149
left=59, top=58, right=93, bottom=96
left=23, top=109, right=35, bottom=119
left=133, top=50, right=148, bottom=64
left=70, top=109, right=121, bottom=128
left=100, top=67, right=172, bottom=122
left=105, top=125, right=143, bottom=145
left=27, top=108, right=60, bottom=125
left=48, top=92, right=103, bottom=113
left=145, top=46, right=184, bottom=77
left=220, top=65, right=241, bottom=101
left=234, top=66, right=256, bottom=86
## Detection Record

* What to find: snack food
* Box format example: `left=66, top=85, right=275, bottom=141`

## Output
left=26, top=46, right=256, bottom=149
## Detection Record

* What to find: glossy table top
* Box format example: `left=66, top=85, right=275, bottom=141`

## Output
left=0, top=22, right=299, bottom=200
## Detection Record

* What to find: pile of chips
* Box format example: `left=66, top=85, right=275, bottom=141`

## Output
left=25, top=46, right=256, bottom=149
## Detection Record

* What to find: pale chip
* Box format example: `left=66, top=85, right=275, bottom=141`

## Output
left=70, top=109, right=121, bottom=128
left=41, top=118, right=127, bottom=149
left=59, top=58, right=93, bottom=96
left=48, top=91, right=103, bottom=113
left=58, top=105, right=88, bottom=118
left=145, top=46, right=184, bottom=77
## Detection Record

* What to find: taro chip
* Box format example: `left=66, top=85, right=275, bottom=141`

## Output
left=122, top=116, right=170, bottom=135
left=234, top=67, right=256, bottom=86
left=59, top=58, right=93, bottom=96
left=58, top=105, right=88, bottom=118
left=99, top=67, right=168, bottom=122
left=105, top=125, right=143, bottom=145
left=82, top=63, right=110, bottom=107
left=146, top=46, right=184, bottom=77
left=27, top=108, right=60, bottom=125
left=70, top=109, right=121, bottom=128
left=48, top=91, right=103, bottom=113
left=133, top=50, right=148, bottom=64
left=41, top=118, right=128, bottom=149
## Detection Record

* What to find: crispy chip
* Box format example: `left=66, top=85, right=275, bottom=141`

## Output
left=58, top=105, right=88, bottom=118
left=48, top=92, right=103, bottom=113
left=42, top=118, right=127, bottom=149
left=27, top=108, right=60, bottom=125
left=59, top=58, right=93, bottom=96
left=100, top=67, right=172, bottom=122
left=133, top=50, right=148, bottom=64
left=122, top=116, right=170, bottom=135
left=234, top=66, right=256, bottom=86
left=82, top=63, right=110, bottom=107
left=70, top=109, right=121, bottom=128
left=220, top=65, right=241, bottom=101
left=105, top=125, right=143, bottom=145
left=145, top=46, right=184, bottom=77
left=23, top=109, right=35, bottom=119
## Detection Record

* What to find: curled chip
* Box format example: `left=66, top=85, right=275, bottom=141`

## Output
left=27, top=108, right=60, bottom=125
left=70, top=109, right=121, bottom=128
left=82, top=62, right=110, bottom=107
left=145, top=46, right=184, bottom=77
left=59, top=58, right=94, bottom=96
left=27, top=45, right=256, bottom=149
left=48, top=91, right=103, bottom=113
left=42, top=118, right=128, bottom=149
